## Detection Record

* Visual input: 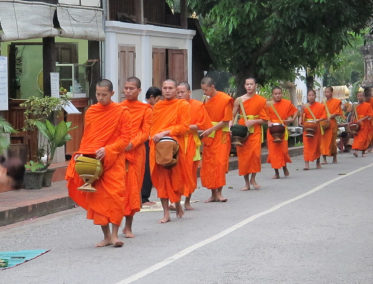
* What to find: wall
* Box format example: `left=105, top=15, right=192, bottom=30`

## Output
left=104, top=21, right=195, bottom=102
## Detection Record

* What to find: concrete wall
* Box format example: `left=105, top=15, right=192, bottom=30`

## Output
left=104, top=21, right=195, bottom=102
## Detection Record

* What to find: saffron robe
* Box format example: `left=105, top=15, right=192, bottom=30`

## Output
left=266, top=99, right=297, bottom=169
left=179, top=99, right=212, bottom=197
left=66, top=102, right=131, bottom=226
left=236, top=94, right=268, bottom=174
left=201, top=92, right=233, bottom=189
left=149, top=99, right=191, bottom=202
left=320, top=98, right=342, bottom=156
left=352, top=102, right=373, bottom=151
left=302, top=102, right=327, bottom=162
left=120, top=100, right=152, bottom=216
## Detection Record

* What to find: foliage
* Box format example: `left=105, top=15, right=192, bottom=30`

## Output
left=25, top=160, right=45, bottom=172
left=188, top=0, right=373, bottom=92
left=322, top=32, right=365, bottom=87
left=0, top=117, right=17, bottom=154
left=35, top=120, right=75, bottom=167
left=258, top=82, right=291, bottom=100
left=20, top=95, right=69, bottom=131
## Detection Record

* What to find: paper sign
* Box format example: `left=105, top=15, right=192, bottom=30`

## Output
left=62, top=101, right=81, bottom=114
left=50, top=72, right=60, bottom=98
left=0, top=56, right=8, bottom=111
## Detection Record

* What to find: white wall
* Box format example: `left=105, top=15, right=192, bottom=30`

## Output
left=104, top=21, right=195, bottom=102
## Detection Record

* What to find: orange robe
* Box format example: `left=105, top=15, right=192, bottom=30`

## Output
left=352, top=102, right=373, bottom=151
left=320, top=98, right=342, bottom=156
left=149, top=99, right=191, bottom=203
left=303, top=102, right=327, bottom=162
left=236, top=94, right=268, bottom=174
left=201, top=92, right=233, bottom=189
left=66, top=102, right=131, bottom=226
left=179, top=99, right=212, bottom=197
left=266, top=99, right=297, bottom=169
left=120, top=100, right=152, bottom=216
left=369, top=98, right=373, bottom=145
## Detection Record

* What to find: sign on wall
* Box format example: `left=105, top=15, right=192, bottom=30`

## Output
left=0, top=56, right=8, bottom=111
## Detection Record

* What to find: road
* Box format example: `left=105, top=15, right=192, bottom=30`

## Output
left=1, top=152, right=373, bottom=284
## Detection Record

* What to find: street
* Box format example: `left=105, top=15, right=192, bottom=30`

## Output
left=1, top=152, right=373, bottom=284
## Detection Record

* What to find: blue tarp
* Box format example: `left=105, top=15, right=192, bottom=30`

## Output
left=0, top=249, right=49, bottom=270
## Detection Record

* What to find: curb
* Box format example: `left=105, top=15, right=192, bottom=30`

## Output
left=0, top=146, right=303, bottom=227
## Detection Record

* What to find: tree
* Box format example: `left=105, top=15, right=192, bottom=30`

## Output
left=188, top=0, right=373, bottom=93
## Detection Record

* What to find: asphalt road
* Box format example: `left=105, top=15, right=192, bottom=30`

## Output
left=1, top=152, right=373, bottom=284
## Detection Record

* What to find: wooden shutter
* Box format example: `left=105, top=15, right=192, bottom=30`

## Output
left=118, top=46, right=136, bottom=101
left=168, top=49, right=187, bottom=84
left=152, top=48, right=166, bottom=88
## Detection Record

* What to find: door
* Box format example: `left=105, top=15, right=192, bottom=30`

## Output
left=118, top=46, right=136, bottom=101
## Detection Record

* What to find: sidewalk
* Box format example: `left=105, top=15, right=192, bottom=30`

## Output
left=0, top=146, right=304, bottom=227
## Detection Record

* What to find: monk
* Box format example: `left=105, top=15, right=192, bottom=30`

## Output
left=351, top=89, right=373, bottom=157
left=364, top=88, right=373, bottom=153
left=176, top=81, right=212, bottom=210
left=320, top=86, right=342, bottom=164
left=66, top=79, right=131, bottom=247
left=150, top=79, right=191, bottom=223
left=299, top=89, right=327, bottom=170
left=142, top=87, right=162, bottom=205
left=199, top=77, right=233, bottom=202
left=232, top=78, right=268, bottom=190
left=266, top=86, right=298, bottom=179
left=120, top=77, right=152, bottom=238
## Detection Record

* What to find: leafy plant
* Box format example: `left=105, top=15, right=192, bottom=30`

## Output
left=20, top=95, right=69, bottom=131
left=0, top=117, right=17, bottom=154
left=35, top=120, right=75, bottom=167
left=25, top=160, right=45, bottom=172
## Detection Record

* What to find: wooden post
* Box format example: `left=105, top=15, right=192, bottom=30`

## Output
left=88, top=40, right=100, bottom=103
left=180, top=0, right=187, bottom=28
left=135, top=0, right=144, bottom=24
left=42, top=37, right=56, bottom=97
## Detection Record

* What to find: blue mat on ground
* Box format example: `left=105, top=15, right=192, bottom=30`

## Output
left=0, top=249, right=50, bottom=270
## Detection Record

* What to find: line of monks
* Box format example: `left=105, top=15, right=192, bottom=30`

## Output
left=66, top=77, right=373, bottom=247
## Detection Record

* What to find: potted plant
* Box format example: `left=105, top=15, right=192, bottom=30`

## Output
left=0, top=117, right=17, bottom=156
left=20, top=95, right=71, bottom=187
left=23, top=160, right=46, bottom=189
left=35, top=120, right=75, bottom=187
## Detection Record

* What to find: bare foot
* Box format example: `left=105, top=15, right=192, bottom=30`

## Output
left=204, top=197, right=217, bottom=203
left=143, top=201, right=156, bottom=206
left=240, top=185, right=250, bottom=191
left=175, top=203, right=184, bottom=218
left=184, top=203, right=194, bottom=210
left=217, top=197, right=228, bottom=202
left=250, top=181, right=261, bottom=190
left=353, top=152, right=358, bottom=157
left=113, top=241, right=124, bottom=248
left=283, top=168, right=289, bottom=177
left=332, top=159, right=337, bottom=164
left=316, top=163, right=321, bottom=169
left=272, top=175, right=280, bottom=179
left=169, top=203, right=176, bottom=211
left=303, top=167, right=310, bottom=171
left=159, top=217, right=171, bottom=223
left=321, top=162, right=328, bottom=165
left=123, top=229, right=135, bottom=238
left=95, top=239, right=112, bottom=247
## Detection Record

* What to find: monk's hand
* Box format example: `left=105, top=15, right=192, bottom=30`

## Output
left=245, top=120, right=256, bottom=128
left=153, top=131, right=168, bottom=143
left=74, top=154, right=83, bottom=161
left=125, top=142, right=133, bottom=152
left=96, top=147, right=105, bottom=160
left=190, top=125, right=198, bottom=131
left=200, top=127, right=214, bottom=137
left=268, top=121, right=273, bottom=127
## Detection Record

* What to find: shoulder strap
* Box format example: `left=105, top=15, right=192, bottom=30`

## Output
left=269, top=102, right=284, bottom=125
left=304, top=104, right=317, bottom=120
left=322, top=99, right=331, bottom=118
